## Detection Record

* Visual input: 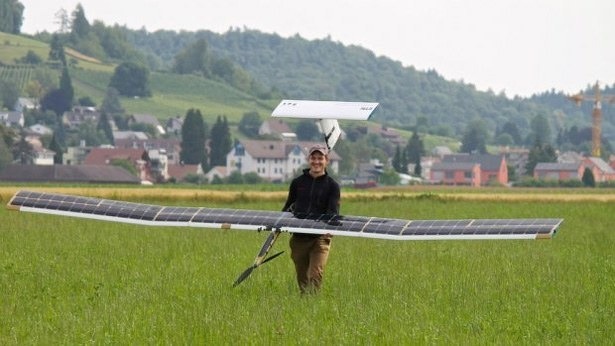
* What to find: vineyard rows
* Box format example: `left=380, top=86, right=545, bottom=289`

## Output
left=0, top=65, right=34, bottom=90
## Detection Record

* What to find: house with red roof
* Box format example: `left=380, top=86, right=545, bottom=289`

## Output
left=534, top=162, right=584, bottom=180
left=258, top=119, right=296, bottom=140
left=84, top=148, right=150, bottom=181
left=582, top=157, right=615, bottom=182
left=533, top=157, right=615, bottom=182
left=430, top=154, right=508, bottom=186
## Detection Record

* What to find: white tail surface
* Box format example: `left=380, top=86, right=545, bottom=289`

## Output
left=319, top=119, right=341, bottom=150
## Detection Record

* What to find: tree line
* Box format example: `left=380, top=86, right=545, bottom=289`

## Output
left=0, top=0, right=23, bottom=34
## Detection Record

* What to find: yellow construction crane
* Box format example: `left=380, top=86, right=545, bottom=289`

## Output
left=568, top=81, right=615, bottom=157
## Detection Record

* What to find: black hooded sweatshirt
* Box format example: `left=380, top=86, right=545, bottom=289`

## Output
left=282, top=169, right=340, bottom=236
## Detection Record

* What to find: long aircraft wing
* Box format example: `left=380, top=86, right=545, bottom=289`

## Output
left=7, top=190, right=562, bottom=241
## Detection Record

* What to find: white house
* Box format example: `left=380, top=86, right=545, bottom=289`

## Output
left=226, top=140, right=340, bottom=182
left=28, top=124, right=53, bottom=136
left=0, top=111, right=24, bottom=127
left=14, top=97, right=38, bottom=112
left=31, top=146, right=55, bottom=165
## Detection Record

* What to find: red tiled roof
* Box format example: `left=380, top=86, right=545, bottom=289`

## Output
left=84, top=148, right=148, bottom=165
left=167, top=164, right=200, bottom=180
left=264, top=119, right=292, bottom=133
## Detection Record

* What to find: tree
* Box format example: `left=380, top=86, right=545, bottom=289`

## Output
left=41, top=89, right=70, bottom=116
left=379, top=168, right=400, bottom=186
left=581, top=167, right=595, bottom=187
left=11, top=134, right=34, bottom=164
left=173, top=38, right=210, bottom=76
left=528, top=114, right=552, bottom=145
left=109, top=62, right=151, bottom=97
left=209, top=115, right=232, bottom=167
left=460, top=119, right=488, bottom=154
left=100, top=87, right=124, bottom=115
left=332, top=139, right=356, bottom=175
left=495, top=133, right=514, bottom=146
left=97, top=111, right=114, bottom=144
left=0, top=0, right=24, bottom=34
left=41, top=67, right=74, bottom=116
left=238, top=111, right=262, bottom=138
left=406, top=130, right=424, bottom=176
left=49, top=132, right=63, bottom=164
left=100, top=87, right=128, bottom=130
left=0, top=79, right=19, bottom=110
left=0, top=124, right=16, bottom=149
left=27, top=68, right=57, bottom=99
left=69, top=121, right=106, bottom=147
left=53, top=8, right=70, bottom=33
left=18, top=50, right=43, bottom=64
left=0, top=132, right=12, bottom=170
left=500, top=121, right=522, bottom=145
left=392, top=145, right=408, bottom=173
left=243, top=172, right=263, bottom=184
left=48, top=34, right=67, bottom=66
left=70, top=4, right=90, bottom=39
left=525, top=139, right=557, bottom=175
left=59, top=67, right=74, bottom=106
left=78, top=96, right=96, bottom=107
left=210, top=56, right=235, bottom=82
left=295, top=120, right=320, bottom=141
left=180, top=109, right=207, bottom=167
left=53, top=121, right=66, bottom=149
left=226, top=170, right=244, bottom=184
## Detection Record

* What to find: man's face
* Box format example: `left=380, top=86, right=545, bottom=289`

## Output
left=308, top=151, right=328, bottom=176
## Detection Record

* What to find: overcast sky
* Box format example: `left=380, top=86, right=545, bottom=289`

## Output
left=18, top=0, right=615, bottom=98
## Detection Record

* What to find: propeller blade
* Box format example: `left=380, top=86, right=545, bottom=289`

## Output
left=232, top=230, right=283, bottom=287
left=261, top=251, right=285, bottom=265
left=233, top=266, right=255, bottom=287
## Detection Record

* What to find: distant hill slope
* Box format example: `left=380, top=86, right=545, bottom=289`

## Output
left=70, top=69, right=275, bottom=123
left=3, top=31, right=613, bottom=146
left=0, top=32, right=49, bottom=63
left=124, top=28, right=614, bottom=143
left=0, top=32, right=274, bottom=124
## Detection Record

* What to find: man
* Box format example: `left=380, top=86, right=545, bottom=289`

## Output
left=282, top=144, right=340, bottom=294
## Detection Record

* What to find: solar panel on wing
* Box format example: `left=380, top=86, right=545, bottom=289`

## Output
left=7, top=191, right=563, bottom=241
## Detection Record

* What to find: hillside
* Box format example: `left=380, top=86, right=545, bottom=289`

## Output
left=3, top=28, right=613, bottom=157
left=0, top=32, right=274, bottom=125
left=0, top=31, right=458, bottom=152
left=123, top=28, right=615, bottom=145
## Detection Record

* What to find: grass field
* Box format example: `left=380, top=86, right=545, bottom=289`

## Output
left=0, top=186, right=613, bottom=344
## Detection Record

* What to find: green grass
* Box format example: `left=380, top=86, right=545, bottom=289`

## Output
left=69, top=68, right=275, bottom=124
left=0, top=33, right=49, bottom=64
left=1, top=191, right=613, bottom=344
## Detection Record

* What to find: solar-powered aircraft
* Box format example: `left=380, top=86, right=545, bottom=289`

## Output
left=6, top=100, right=563, bottom=286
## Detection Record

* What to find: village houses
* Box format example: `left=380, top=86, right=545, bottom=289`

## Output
left=226, top=139, right=340, bottom=182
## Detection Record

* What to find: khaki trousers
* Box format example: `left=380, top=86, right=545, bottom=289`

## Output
left=289, top=234, right=332, bottom=293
